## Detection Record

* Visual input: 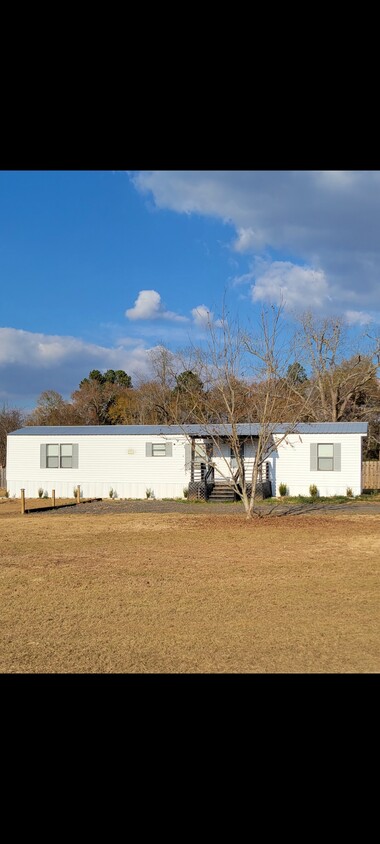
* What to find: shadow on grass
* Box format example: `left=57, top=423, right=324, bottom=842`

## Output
left=252, top=500, right=359, bottom=517
left=26, top=498, right=102, bottom=514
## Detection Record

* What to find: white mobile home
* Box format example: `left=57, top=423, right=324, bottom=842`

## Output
left=6, top=423, right=367, bottom=500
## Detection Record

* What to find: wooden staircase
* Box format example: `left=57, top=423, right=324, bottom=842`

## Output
left=207, top=482, right=236, bottom=502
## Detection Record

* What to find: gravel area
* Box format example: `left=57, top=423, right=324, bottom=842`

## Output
left=29, top=498, right=380, bottom=517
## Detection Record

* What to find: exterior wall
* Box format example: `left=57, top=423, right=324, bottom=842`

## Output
left=212, top=439, right=232, bottom=480
left=242, top=440, right=256, bottom=483
left=211, top=439, right=258, bottom=482
left=6, top=429, right=365, bottom=500
left=6, top=434, right=190, bottom=499
left=273, top=433, right=364, bottom=497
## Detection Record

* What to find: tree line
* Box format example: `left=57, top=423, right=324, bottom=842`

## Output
left=1, top=308, right=380, bottom=474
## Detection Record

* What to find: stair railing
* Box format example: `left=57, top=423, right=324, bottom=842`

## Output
left=200, top=464, right=215, bottom=501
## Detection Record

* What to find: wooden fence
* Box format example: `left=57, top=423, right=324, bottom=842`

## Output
left=0, top=467, right=6, bottom=488
left=362, top=461, right=380, bottom=490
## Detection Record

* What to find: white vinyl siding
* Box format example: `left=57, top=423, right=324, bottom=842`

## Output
left=184, top=442, right=192, bottom=472
left=195, top=442, right=208, bottom=460
left=6, top=429, right=365, bottom=500
left=7, top=434, right=187, bottom=499
left=274, top=433, right=363, bottom=497
left=212, top=438, right=232, bottom=480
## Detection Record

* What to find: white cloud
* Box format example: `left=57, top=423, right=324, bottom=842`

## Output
left=0, top=327, right=153, bottom=406
left=233, top=227, right=265, bottom=252
left=191, top=305, right=212, bottom=326
left=231, top=271, right=255, bottom=287
left=125, top=289, right=188, bottom=323
left=125, top=289, right=161, bottom=320
left=191, top=305, right=223, bottom=328
left=130, top=171, right=380, bottom=315
left=345, top=310, right=373, bottom=326
left=251, top=262, right=330, bottom=310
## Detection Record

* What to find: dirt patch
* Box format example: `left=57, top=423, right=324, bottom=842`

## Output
left=0, top=510, right=378, bottom=674
left=0, top=497, right=95, bottom=517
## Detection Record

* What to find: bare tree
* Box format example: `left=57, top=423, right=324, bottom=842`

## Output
left=297, top=312, right=380, bottom=422
left=147, top=345, right=177, bottom=390
left=0, top=405, right=24, bottom=467
left=173, top=305, right=311, bottom=519
left=27, top=390, right=78, bottom=426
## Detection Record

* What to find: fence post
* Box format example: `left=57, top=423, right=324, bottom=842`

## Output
left=21, top=489, right=25, bottom=515
left=76, top=485, right=80, bottom=504
left=52, top=489, right=55, bottom=508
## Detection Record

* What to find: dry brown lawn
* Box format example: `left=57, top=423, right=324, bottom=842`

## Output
left=0, top=506, right=379, bottom=673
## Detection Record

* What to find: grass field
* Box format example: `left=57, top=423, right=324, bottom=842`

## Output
left=0, top=503, right=379, bottom=673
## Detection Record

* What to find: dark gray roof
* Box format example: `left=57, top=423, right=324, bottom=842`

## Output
left=9, top=422, right=368, bottom=436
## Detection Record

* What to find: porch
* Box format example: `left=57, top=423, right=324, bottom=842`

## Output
left=186, top=436, right=272, bottom=502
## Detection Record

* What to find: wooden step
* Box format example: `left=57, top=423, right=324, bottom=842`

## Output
left=208, top=489, right=235, bottom=500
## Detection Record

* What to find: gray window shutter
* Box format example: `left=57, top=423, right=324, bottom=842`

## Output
left=334, top=443, right=341, bottom=471
left=40, top=444, right=47, bottom=468
left=184, top=442, right=191, bottom=470
left=72, top=444, right=79, bottom=469
left=146, top=442, right=152, bottom=457
left=310, top=443, right=317, bottom=471
left=165, top=442, right=172, bottom=457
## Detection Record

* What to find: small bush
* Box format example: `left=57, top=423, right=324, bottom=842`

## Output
left=4, top=490, right=9, bottom=498
left=278, top=482, right=287, bottom=497
left=146, top=488, right=154, bottom=499
left=43, top=490, right=49, bottom=499
left=346, top=487, right=353, bottom=498
left=309, top=484, right=318, bottom=498
left=73, top=487, right=78, bottom=498
left=109, top=488, right=118, bottom=499
left=183, top=487, right=189, bottom=499
left=38, top=487, right=44, bottom=498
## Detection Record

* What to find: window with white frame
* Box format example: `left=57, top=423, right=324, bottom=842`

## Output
left=317, top=443, right=334, bottom=471
left=46, top=444, right=59, bottom=468
left=46, top=443, right=73, bottom=468
left=145, top=441, right=172, bottom=457
left=152, top=443, right=167, bottom=457
left=60, top=444, right=73, bottom=468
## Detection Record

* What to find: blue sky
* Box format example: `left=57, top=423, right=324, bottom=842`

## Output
left=1, top=170, right=380, bottom=408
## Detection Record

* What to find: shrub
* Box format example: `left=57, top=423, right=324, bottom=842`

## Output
left=4, top=490, right=9, bottom=498
left=346, top=487, right=353, bottom=498
left=43, top=490, right=49, bottom=499
left=278, top=482, right=287, bottom=497
left=183, top=487, right=189, bottom=499
left=73, top=486, right=78, bottom=498
left=145, top=488, right=154, bottom=499
left=109, top=488, right=118, bottom=499
left=309, top=484, right=318, bottom=498
left=38, top=487, right=44, bottom=498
